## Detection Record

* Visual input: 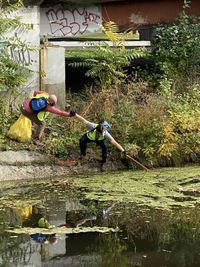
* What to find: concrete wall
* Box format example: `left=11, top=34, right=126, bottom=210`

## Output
left=3, top=6, right=67, bottom=110
left=10, top=6, right=41, bottom=96
left=40, top=5, right=102, bottom=38
left=40, top=45, right=66, bottom=109
left=1, top=6, right=40, bottom=112
left=39, top=0, right=200, bottom=37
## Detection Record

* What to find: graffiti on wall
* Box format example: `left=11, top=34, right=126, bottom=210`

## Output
left=44, top=7, right=102, bottom=37
left=9, top=47, right=31, bottom=66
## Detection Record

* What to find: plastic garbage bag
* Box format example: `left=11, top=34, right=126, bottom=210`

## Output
left=7, top=114, right=32, bottom=143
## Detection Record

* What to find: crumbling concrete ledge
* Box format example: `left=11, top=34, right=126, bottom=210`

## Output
left=0, top=150, right=126, bottom=181
left=0, top=150, right=69, bottom=181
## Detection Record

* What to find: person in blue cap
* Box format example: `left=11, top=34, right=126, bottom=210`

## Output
left=72, top=112, right=126, bottom=171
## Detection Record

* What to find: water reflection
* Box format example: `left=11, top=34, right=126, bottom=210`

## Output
left=0, top=181, right=199, bottom=267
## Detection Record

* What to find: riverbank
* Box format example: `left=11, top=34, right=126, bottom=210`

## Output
left=0, top=150, right=127, bottom=181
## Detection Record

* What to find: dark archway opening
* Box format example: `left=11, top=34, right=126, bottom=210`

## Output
left=65, top=58, right=95, bottom=93
left=65, top=56, right=155, bottom=94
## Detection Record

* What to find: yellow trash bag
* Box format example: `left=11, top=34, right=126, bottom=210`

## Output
left=7, top=114, right=32, bottom=143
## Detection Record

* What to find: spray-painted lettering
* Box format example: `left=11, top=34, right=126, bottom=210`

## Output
left=9, top=47, right=31, bottom=66
left=46, top=7, right=101, bottom=36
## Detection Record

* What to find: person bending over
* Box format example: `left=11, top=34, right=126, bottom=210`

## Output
left=73, top=112, right=126, bottom=171
left=21, top=90, right=74, bottom=140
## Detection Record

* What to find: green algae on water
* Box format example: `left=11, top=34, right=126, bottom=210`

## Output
left=67, top=166, right=200, bottom=208
left=7, top=226, right=118, bottom=235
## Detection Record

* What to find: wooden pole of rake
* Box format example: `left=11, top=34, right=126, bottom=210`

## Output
left=126, top=154, right=149, bottom=172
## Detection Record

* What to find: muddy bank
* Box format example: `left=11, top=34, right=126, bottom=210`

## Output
left=0, top=150, right=127, bottom=181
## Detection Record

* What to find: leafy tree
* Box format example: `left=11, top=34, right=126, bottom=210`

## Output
left=68, top=21, right=147, bottom=89
left=0, top=0, right=32, bottom=93
left=152, top=0, right=200, bottom=92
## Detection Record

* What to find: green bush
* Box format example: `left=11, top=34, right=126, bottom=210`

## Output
left=152, top=7, right=200, bottom=93
left=158, top=91, right=200, bottom=164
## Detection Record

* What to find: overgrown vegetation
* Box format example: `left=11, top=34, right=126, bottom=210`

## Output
left=62, top=3, right=199, bottom=167
left=1, top=1, right=199, bottom=168
left=0, top=0, right=34, bottom=147
left=0, top=0, right=32, bottom=93
left=68, top=21, right=147, bottom=89
left=152, top=7, right=200, bottom=93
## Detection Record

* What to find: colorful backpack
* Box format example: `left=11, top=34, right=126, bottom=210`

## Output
left=29, top=97, right=48, bottom=112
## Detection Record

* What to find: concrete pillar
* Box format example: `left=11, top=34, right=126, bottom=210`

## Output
left=40, top=45, right=66, bottom=109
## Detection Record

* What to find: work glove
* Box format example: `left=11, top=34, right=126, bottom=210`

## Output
left=70, top=111, right=76, bottom=117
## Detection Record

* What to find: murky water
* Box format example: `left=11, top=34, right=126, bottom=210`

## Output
left=0, top=173, right=200, bottom=267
